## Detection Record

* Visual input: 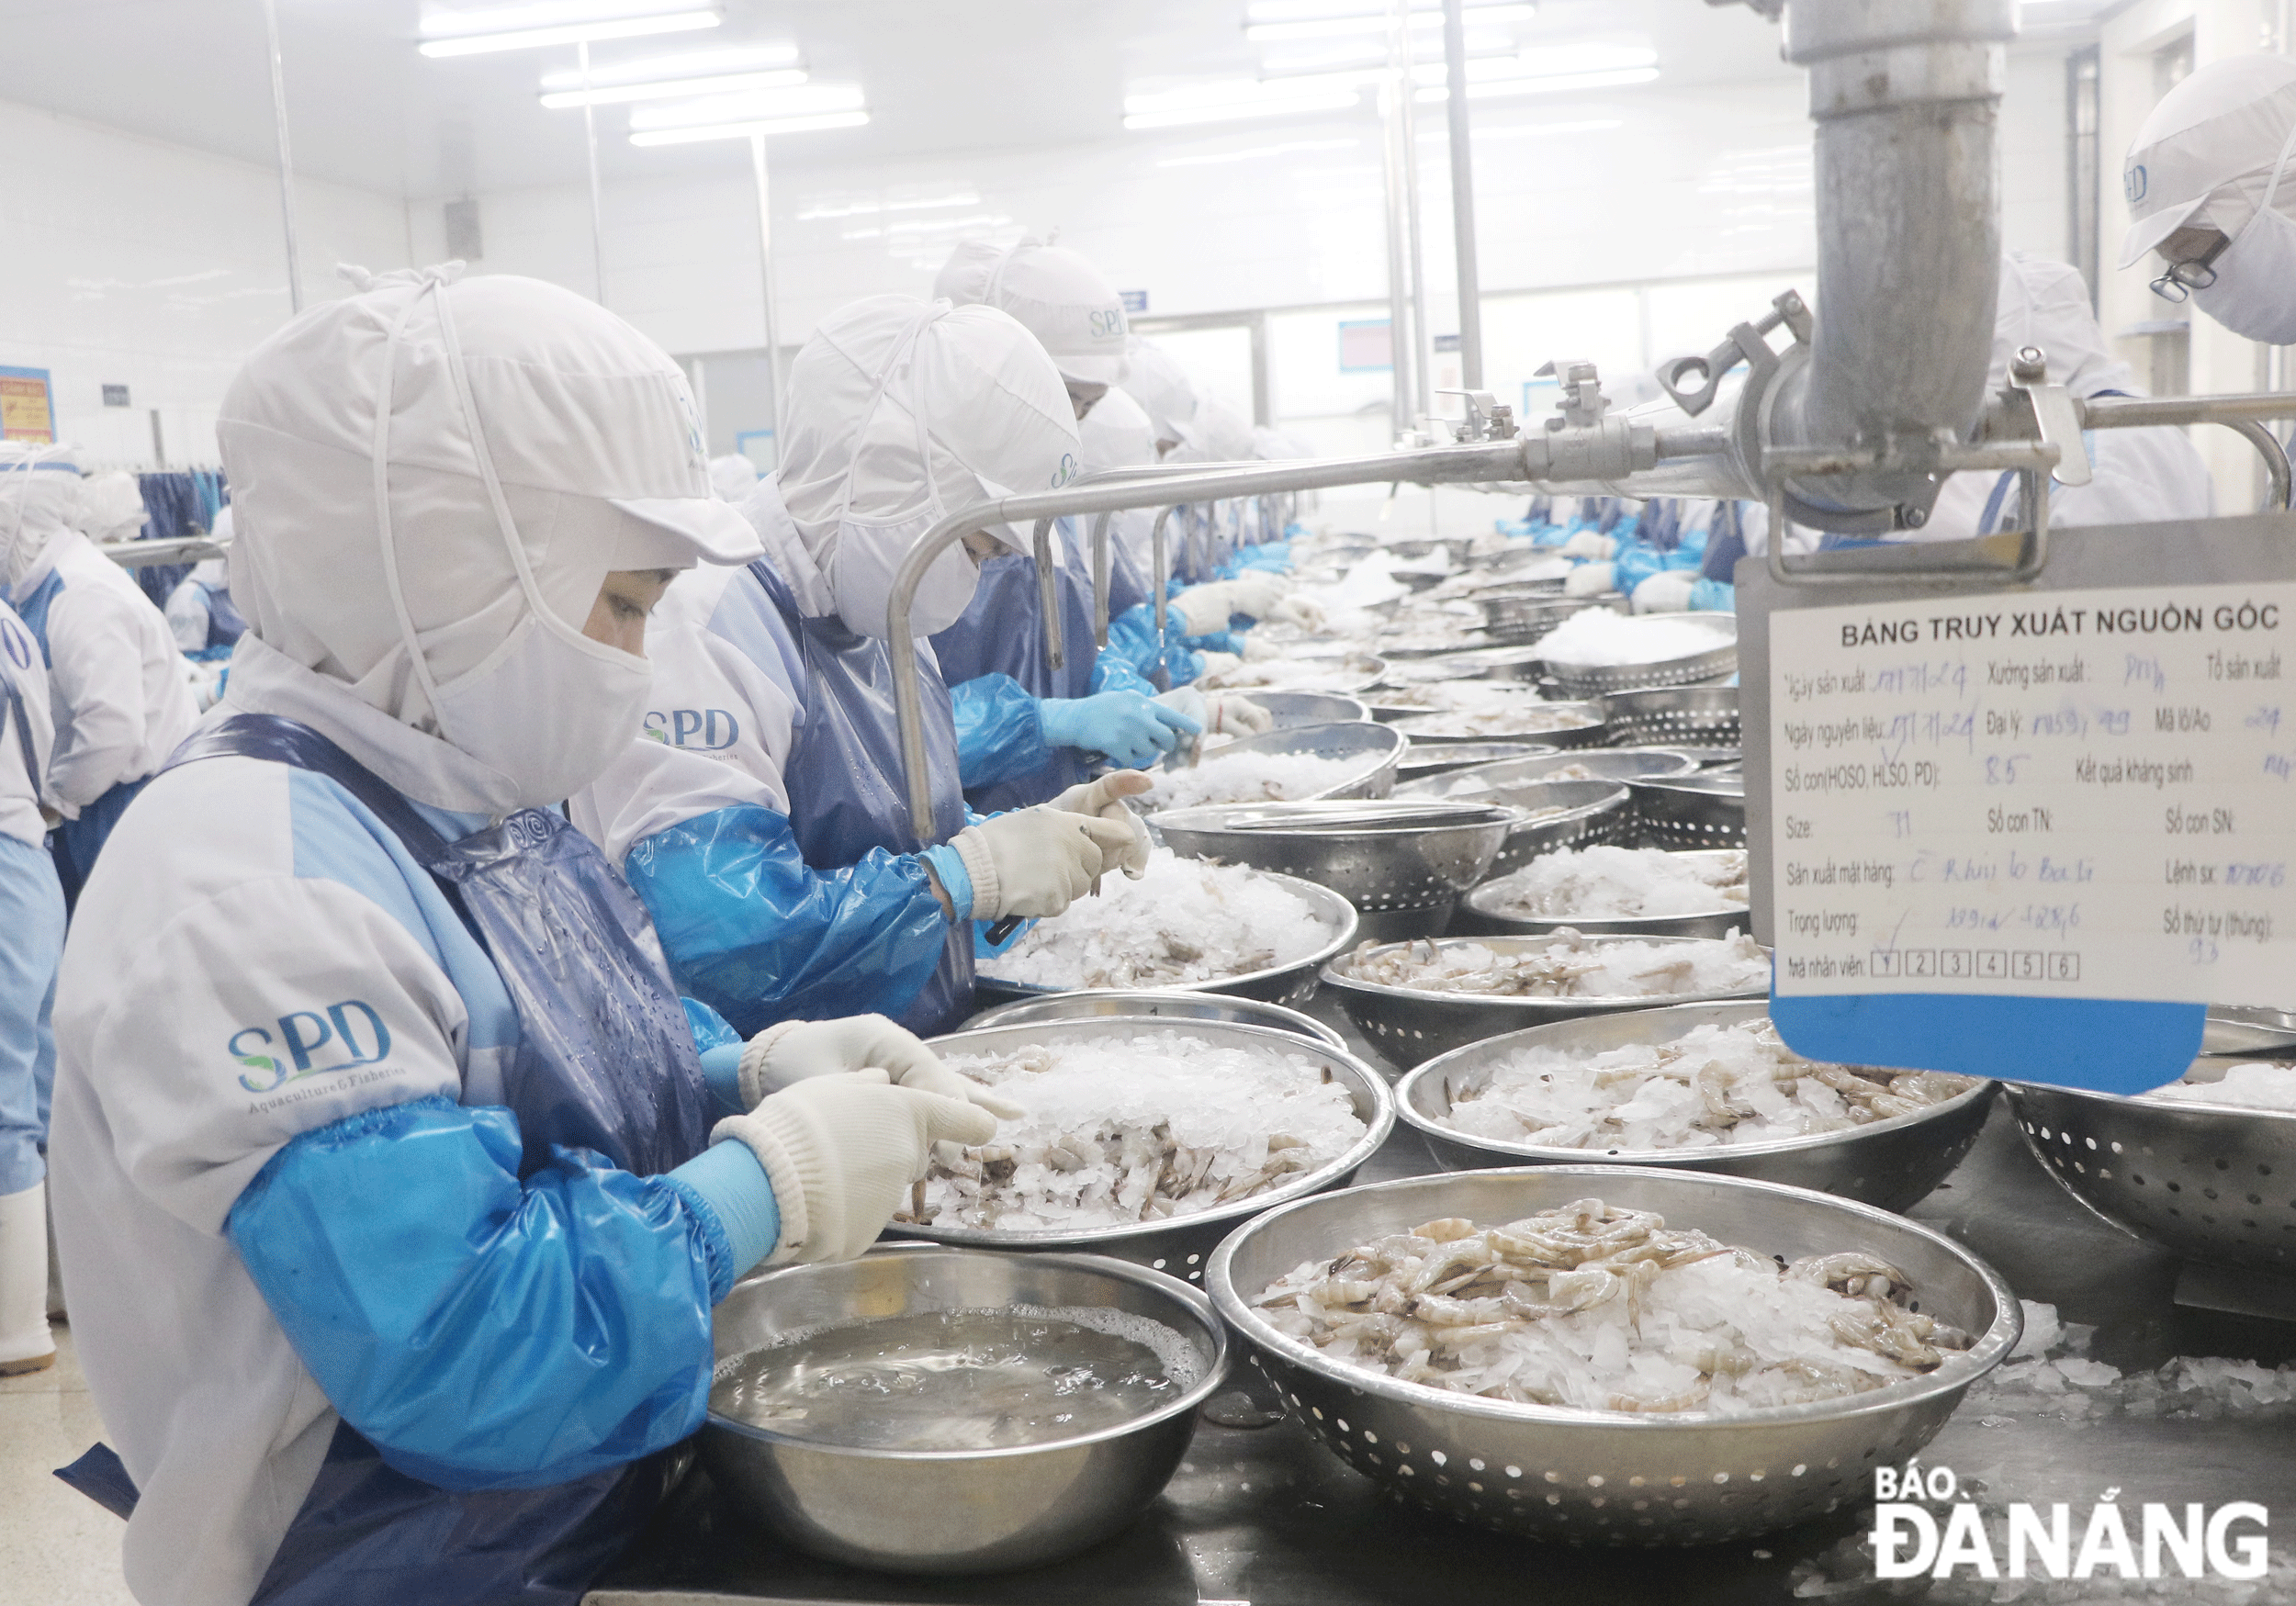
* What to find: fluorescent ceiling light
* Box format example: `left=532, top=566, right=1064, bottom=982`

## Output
left=798, top=192, right=983, bottom=220
left=419, top=4, right=718, bottom=57
left=631, top=110, right=868, bottom=145
left=1155, top=137, right=1361, bottom=167
left=1244, top=2, right=1535, bottom=43
left=1424, top=64, right=1658, bottom=101
left=630, top=82, right=864, bottom=130
left=541, top=68, right=805, bottom=107
left=1122, top=80, right=1366, bottom=130
left=1260, top=41, right=1518, bottom=80
left=538, top=42, right=796, bottom=88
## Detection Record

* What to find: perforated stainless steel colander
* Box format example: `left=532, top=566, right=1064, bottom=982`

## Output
left=1206, top=1166, right=2020, bottom=1547
left=2007, top=1066, right=2296, bottom=1275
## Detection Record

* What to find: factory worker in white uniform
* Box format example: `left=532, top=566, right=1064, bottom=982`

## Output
left=929, top=240, right=1272, bottom=799
left=572, top=293, right=1149, bottom=1043
left=45, top=264, right=997, bottom=1606
left=0, top=443, right=197, bottom=904
left=2122, top=53, right=2296, bottom=344
left=934, top=237, right=1132, bottom=419
left=1923, top=253, right=2214, bottom=538
left=0, top=590, right=62, bottom=1377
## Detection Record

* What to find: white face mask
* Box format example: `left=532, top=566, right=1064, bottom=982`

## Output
left=2192, top=208, right=2296, bottom=344
left=830, top=504, right=982, bottom=639
left=430, top=612, right=652, bottom=812
left=2189, top=118, right=2296, bottom=346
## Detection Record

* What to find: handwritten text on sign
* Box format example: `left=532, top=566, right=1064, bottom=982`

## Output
left=1768, top=582, right=2296, bottom=1004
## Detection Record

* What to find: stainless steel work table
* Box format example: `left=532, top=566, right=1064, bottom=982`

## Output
left=592, top=993, right=2296, bottom=1605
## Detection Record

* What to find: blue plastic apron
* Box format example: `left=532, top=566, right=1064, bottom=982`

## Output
left=7, top=564, right=162, bottom=907
left=749, top=561, right=974, bottom=1035
left=195, top=578, right=249, bottom=650
left=58, top=713, right=714, bottom=1606
left=931, top=519, right=1108, bottom=813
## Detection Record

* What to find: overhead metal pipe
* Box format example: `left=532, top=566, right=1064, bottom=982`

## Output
left=258, top=0, right=303, bottom=312
left=1441, top=0, right=1483, bottom=389
left=1769, top=0, right=2018, bottom=522
left=748, top=134, right=784, bottom=442
left=580, top=40, right=607, bottom=305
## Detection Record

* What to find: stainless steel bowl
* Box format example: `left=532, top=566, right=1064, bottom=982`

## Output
left=962, top=989, right=1348, bottom=1051
left=1383, top=776, right=1631, bottom=882
left=1213, top=653, right=1389, bottom=695
left=1389, top=701, right=1607, bottom=748
left=1394, top=645, right=1551, bottom=685
left=2006, top=1063, right=2296, bottom=1275
left=1395, top=747, right=1695, bottom=801
left=1207, top=1166, right=2020, bottom=1546
left=974, top=870, right=1357, bottom=1009
left=1146, top=722, right=1403, bottom=806
left=1367, top=682, right=1555, bottom=722
left=1480, top=591, right=1619, bottom=646
left=1321, top=933, right=1768, bottom=1069
left=892, top=1019, right=1396, bottom=1280
left=1377, top=630, right=1499, bottom=660
left=1460, top=848, right=1751, bottom=940
left=2202, top=1006, right=2296, bottom=1056
left=1398, top=1002, right=1998, bottom=1210
left=703, top=1245, right=1227, bottom=1573
left=1543, top=617, right=1739, bottom=698
left=1628, top=772, right=1748, bottom=849
left=1248, top=690, right=1373, bottom=726
left=1152, top=798, right=1524, bottom=942
left=1377, top=533, right=1478, bottom=567
left=1600, top=686, right=1741, bottom=749
left=1394, top=741, right=1559, bottom=783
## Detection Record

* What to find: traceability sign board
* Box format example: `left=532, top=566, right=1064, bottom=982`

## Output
left=1739, top=514, right=2296, bottom=1094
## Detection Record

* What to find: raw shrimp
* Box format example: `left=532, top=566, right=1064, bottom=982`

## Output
left=1255, top=1197, right=1975, bottom=1416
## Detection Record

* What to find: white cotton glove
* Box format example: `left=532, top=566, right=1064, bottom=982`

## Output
left=1195, top=650, right=1243, bottom=681
left=1048, top=770, right=1155, bottom=876
left=1169, top=581, right=1241, bottom=635
left=737, top=1014, right=1019, bottom=1117
left=951, top=805, right=1142, bottom=918
left=1239, top=633, right=1282, bottom=661
left=715, top=1072, right=998, bottom=1265
left=1270, top=594, right=1327, bottom=633
left=1172, top=689, right=1271, bottom=737
left=1221, top=571, right=1291, bottom=620
left=1564, top=562, right=1617, bottom=597
left=1561, top=532, right=1616, bottom=561
left=1631, top=570, right=1698, bottom=615
left=1213, top=693, right=1274, bottom=736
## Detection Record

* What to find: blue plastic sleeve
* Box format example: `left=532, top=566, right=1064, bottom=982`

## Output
left=667, top=1139, right=780, bottom=1275
left=1088, top=652, right=1157, bottom=698
left=919, top=843, right=974, bottom=919
left=697, top=1042, right=745, bottom=1114
left=681, top=996, right=740, bottom=1055
left=228, top=1095, right=723, bottom=1492
left=950, top=672, right=1057, bottom=789
left=624, top=804, right=952, bottom=1038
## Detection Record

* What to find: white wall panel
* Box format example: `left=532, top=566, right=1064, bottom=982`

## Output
left=0, top=98, right=405, bottom=468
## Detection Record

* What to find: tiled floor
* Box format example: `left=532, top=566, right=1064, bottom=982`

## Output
left=0, top=1326, right=137, bottom=1605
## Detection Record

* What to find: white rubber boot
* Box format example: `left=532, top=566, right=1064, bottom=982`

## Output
left=0, top=1180, right=55, bottom=1375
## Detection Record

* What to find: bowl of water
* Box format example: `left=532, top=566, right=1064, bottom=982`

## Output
left=701, top=1243, right=1228, bottom=1573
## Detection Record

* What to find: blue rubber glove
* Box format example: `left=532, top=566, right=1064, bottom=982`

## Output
left=1038, top=691, right=1202, bottom=768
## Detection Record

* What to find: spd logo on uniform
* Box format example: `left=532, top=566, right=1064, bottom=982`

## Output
left=1088, top=308, right=1126, bottom=341
left=2126, top=164, right=2147, bottom=204
left=644, top=708, right=741, bottom=749
left=231, top=1001, right=392, bottom=1094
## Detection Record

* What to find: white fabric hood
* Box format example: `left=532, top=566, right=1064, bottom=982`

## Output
left=216, top=264, right=760, bottom=805
left=770, top=294, right=1079, bottom=636
left=0, top=443, right=84, bottom=589
left=1989, top=253, right=2138, bottom=400
left=934, top=238, right=1131, bottom=386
